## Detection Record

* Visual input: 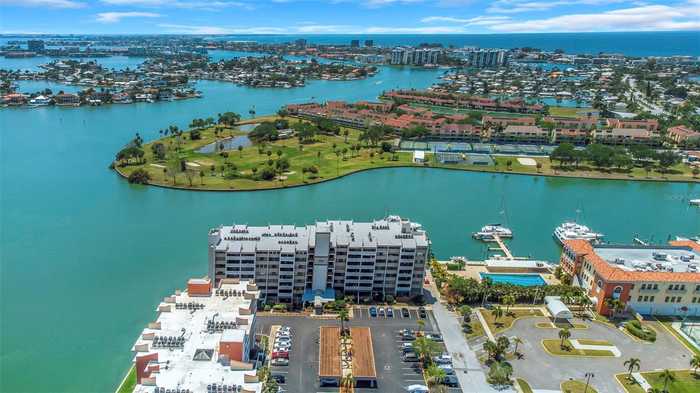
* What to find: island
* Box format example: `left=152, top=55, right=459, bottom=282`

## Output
left=112, top=101, right=699, bottom=191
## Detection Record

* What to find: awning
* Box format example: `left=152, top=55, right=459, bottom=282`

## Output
left=302, top=288, right=335, bottom=303
left=544, top=296, right=574, bottom=320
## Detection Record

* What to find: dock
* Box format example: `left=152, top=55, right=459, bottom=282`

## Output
left=491, top=234, right=514, bottom=260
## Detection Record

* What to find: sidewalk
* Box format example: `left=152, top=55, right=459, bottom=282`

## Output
left=426, top=280, right=515, bottom=393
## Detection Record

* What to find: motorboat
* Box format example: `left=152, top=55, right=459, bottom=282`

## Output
left=472, top=224, right=513, bottom=240
left=554, top=222, right=604, bottom=244
left=690, top=199, right=700, bottom=206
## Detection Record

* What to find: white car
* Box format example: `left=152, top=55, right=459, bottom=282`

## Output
left=406, top=384, right=428, bottom=393
left=433, top=354, right=452, bottom=364
left=271, top=358, right=289, bottom=366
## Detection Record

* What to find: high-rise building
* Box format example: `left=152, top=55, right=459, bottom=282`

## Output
left=27, top=39, right=45, bottom=53
left=364, top=40, right=374, bottom=47
left=294, top=38, right=307, bottom=48
left=468, top=49, right=509, bottom=68
left=390, top=47, right=441, bottom=65
left=350, top=39, right=360, bottom=48
left=208, top=216, right=429, bottom=305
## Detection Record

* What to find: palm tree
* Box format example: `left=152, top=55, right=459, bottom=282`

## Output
left=512, top=337, right=523, bottom=356
left=413, top=336, right=441, bottom=365
left=417, top=319, right=425, bottom=333
left=558, top=328, right=571, bottom=348
left=337, top=308, right=349, bottom=337
left=691, top=354, right=700, bottom=376
left=502, top=294, right=515, bottom=314
left=492, top=306, right=504, bottom=325
left=424, top=364, right=447, bottom=387
left=483, top=340, right=499, bottom=362
left=624, top=357, right=640, bottom=378
left=659, top=369, right=675, bottom=392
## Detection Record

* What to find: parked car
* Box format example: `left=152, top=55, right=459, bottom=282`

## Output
left=402, top=352, right=419, bottom=362
left=369, top=306, right=377, bottom=317
left=271, top=357, right=289, bottom=366
left=386, top=307, right=394, bottom=317
left=442, top=375, right=459, bottom=387
left=378, top=307, right=385, bottom=317
left=425, top=333, right=443, bottom=342
left=433, top=354, right=452, bottom=364
left=418, top=307, right=427, bottom=319
left=320, top=377, right=339, bottom=387
left=271, top=374, right=286, bottom=384
left=401, top=307, right=410, bottom=318
left=438, top=364, right=455, bottom=375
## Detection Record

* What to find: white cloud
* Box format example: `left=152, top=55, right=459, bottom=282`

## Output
left=100, top=0, right=252, bottom=10
left=488, top=0, right=627, bottom=14
left=0, top=0, right=85, bottom=8
left=96, top=11, right=162, bottom=23
left=421, top=15, right=511, bottom=25
left=157, top=23, right=287, bottom=34
left=491, top=3, right=700, bottom=32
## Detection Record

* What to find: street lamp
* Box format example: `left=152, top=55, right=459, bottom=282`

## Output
left=584, top=372, right=595, bottom=393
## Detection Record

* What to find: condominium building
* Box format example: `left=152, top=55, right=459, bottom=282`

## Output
left=390, top=47, right=441, bottom=65
left=560, top=239, right=700, bottom=317
left=130, top=278, right=262, bottom=393
left=208, top=216, right=430, bottom=305
left=468, top=49, right=509, bottom=68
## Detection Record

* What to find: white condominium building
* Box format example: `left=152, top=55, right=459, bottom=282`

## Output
left=208, top=216, right=430, bottom=305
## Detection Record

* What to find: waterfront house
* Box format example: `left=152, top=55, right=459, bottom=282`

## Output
left=2, top=93, right=27, bottom=106
left=594, top=127, right=657, bottom=146
left=53, top=93, right=80, bottom=106
left=545, top=116, right=597, bottom=145
left=493, top=125, right=551, bottom=144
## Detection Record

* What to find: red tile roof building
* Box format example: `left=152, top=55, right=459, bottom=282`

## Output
left=667, top=125, right=700, bottom=144
left=560, top=239, right=700, bottom=316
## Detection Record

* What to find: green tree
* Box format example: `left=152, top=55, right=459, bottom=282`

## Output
left=424, top=364, right=447, bottom=387
left=502, top=295, right=515, bottom=314
left=492, top=306, right=504, bottom=324
left=558, top=328, right=571, bottom=348
left=659, top=369, right=675, bottom=393
left=338, top=308, right=349, bottom=336
left=413, top=336, right=441, bottom=365
left=512, top=337, right=523, bottom=356
left=624, top=357, right=640, bottom=378
left=690, top=355, right=700, bottom=376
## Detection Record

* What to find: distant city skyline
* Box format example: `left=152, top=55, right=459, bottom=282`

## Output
left=2, top=0, right=700, bottom=35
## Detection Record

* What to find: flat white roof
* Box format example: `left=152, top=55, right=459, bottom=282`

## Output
left=131, top=280, right=261, bottom=393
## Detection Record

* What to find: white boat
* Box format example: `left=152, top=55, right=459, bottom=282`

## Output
left=554, top=222, right=604, bottom=244
left=690, top=199, right=700, bottom=206
left=472, top=224, right=513, bottom=240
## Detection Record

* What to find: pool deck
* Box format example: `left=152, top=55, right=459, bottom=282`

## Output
left=452, top=265, right=560, bottom=285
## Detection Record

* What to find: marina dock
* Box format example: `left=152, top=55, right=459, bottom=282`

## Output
left=489, top=234, right=514, bottom=260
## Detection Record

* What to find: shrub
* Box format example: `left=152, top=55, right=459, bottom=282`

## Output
left=625, top=320, right=656, bottom=342
left=272, top=304, right=287, bottom=312
left=385, top=295, right=395, bottom=305
left=259, top=167, right=276, bottom=181
left=487, top=361, right=513, bottom=385
left=127, top=169, right=151, bottom=184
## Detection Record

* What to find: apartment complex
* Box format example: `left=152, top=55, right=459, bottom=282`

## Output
left=208, top=216, right=430, bottom=305
left=468, top=49, right=509, bottom=68
left=560, top=239, right=700, bottom=317
left=390, top=47, right=442, bottom=65
left=130, top=278, right=262, bottom=393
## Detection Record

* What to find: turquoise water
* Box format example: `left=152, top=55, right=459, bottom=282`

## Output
left=1, top=62, right=699, bottom=393
left=0, top=55, right=144, bottom=71
left=480, top=273, right=546, bottom=287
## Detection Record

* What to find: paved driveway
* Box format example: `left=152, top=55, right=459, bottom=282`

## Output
left=498, top=317, right=692, bottom=393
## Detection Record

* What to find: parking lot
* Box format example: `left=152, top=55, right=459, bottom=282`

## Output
left=255, top=306, right=461, bottom=393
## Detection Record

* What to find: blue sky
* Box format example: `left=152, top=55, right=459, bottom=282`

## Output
left=2, top=0, right=700, bottom=35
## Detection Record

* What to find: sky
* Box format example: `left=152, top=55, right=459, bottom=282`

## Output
left=1, top=0, right=700, bottom=35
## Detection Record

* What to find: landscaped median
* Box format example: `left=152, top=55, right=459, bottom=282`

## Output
left=541, top=339, right=617, bottom=357
left=479, top=308, right=544, bottom=335
left=615, top=369, right=700, bottom=393
left=561, top=379, right=599, bottom=393
left=536, top=321, right=588, bottom=330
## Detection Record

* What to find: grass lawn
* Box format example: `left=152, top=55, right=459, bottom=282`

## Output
left=561, top=380, right=599, bottom=393
left=536, top=321, right=588, bottom=329
left=115, top=117, right=699, bottom=192
left=465, top=318, right=485, bottom=339
left=616, top=370, right=700, bottom=393
left=517, top=378, right=534, bottom=393
left=480, top=308, right=544, bottom=334
left=116, top=366, right=136, bottom=393
left=549, top=106, right=594, bottom=117
left=576, top=339, right=612, bottom=346
left=542, top=339, right=616, bottom=357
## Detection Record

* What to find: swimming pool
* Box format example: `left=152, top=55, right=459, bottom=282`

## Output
left=479, top=273, right=546, bottom=287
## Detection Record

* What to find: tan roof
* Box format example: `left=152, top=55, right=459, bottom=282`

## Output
left=319, top=326, right=341, bottom=378
left=350, top=327, right=376, bottom=379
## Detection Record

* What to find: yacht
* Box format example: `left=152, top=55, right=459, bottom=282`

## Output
left=472, top=224, right=513, bottom=240
left=554, top=222, right=604, bottom=244
left=690, top=199, right=700, bottom=206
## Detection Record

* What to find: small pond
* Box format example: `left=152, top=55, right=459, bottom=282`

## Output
left=196, top=135, right=252, bottom=154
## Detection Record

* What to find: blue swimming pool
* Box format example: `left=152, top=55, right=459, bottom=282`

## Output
left=479, top=273, right=546, bottom=287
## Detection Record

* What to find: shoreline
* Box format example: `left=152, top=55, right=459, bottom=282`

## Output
left=114, top=161, right=700, bottom=193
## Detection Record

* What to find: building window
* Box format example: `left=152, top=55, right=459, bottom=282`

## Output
left=650, top=296, right=654, bottom=302
left=612, top=286, right=623, bottom=299
left=637, top=296, right=643, bottom=302
left=665, top=296, right=670, bottom=303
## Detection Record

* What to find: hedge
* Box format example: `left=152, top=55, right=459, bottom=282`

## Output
left=625, top=320, right=656, bottom=342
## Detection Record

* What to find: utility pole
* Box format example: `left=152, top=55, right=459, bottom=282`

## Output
left=584, top=372, right=594, bottom=393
